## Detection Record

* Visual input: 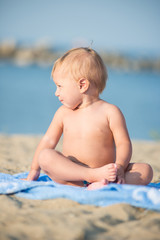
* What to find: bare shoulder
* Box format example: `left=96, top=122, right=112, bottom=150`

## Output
left=55, top=105, right=72, bottom=118
left=45, top=106, right=72, bottom=135
left=99, top=100, right=123, bottom=116
left=99, top=101, right=126, bottom=128
left=43, top=106, right=70, bottom=142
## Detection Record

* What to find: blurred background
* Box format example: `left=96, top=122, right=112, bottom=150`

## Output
left=0, top=0, right=160, bottom=140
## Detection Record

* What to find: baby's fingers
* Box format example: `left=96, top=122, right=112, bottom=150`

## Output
left=117, top=178, right=125, bottom=184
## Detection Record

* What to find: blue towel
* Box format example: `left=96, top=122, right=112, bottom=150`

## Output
left=0, top=172, right=160, bottom=211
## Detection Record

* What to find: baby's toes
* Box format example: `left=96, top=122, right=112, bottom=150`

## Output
left=109, top=168, right=117, bottom=176
left=108, top=163, right=117, bottom=172
left=107, top=163, right=116, bottom=169
left=108, top=172, right=117, bottom=181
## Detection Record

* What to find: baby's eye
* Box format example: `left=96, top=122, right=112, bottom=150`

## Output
left=57, top=85, right=62, bottom=88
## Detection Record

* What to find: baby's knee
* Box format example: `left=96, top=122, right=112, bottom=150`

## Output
left=144, top=163, right=153, bottom=184
left=140, top=163, right=153, bottom=185
left=38, top=149, right=54, bottom=170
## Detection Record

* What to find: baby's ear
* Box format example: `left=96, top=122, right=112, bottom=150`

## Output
left=78, top=78, right=90, bottom=93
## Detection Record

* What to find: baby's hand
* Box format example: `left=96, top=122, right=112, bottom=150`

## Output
left=116, top=164, right=125, bottom=184
left=22, top=169, right=40, bottom=181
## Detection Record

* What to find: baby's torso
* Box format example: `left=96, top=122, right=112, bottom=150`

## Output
left=62, top=101, right=115, bottom=167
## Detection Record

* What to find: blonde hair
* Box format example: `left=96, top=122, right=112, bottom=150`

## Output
left=51, top=47, right=108, bottom=94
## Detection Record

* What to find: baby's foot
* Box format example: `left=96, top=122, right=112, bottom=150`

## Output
left=87, top=179, right=108, bottom=190
left=95, top=163, right=117, bottom=183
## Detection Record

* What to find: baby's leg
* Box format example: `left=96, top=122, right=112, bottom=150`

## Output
left=124, top=163, right=153, bottom=185
left=38, top=149, right=88, bottom=184
left=38, top=149, right=117, bottom=185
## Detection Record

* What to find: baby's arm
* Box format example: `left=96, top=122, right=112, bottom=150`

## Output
left=26, top=107, right=64, bottom=181
left=108, top=105, right=132, bottom=183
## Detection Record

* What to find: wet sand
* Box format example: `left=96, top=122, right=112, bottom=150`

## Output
left=0, top=134, right=160, bottom=240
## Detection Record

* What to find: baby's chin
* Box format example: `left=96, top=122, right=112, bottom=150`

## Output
left=62, top=102, right=82, bottom=110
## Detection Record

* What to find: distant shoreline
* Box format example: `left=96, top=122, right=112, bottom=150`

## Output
left=0, top=41, right=160, bottom=71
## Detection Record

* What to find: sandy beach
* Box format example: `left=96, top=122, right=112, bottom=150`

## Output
left=0, top=134, right=160, bottom=240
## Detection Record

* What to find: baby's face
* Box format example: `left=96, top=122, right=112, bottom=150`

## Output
left=53, top=69, right=82, bottom=110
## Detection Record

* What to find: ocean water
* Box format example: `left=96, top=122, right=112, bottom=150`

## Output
left=0, top=64, right=160, bottom=140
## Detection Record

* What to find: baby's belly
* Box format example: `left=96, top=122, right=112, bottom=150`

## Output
left=62, top=140, right=115, bottom=168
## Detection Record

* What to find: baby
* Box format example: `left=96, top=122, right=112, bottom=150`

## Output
left=25, top=47, right=153, bottom=190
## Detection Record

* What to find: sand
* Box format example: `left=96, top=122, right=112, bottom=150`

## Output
left=0, top=134, right=160, bottom=240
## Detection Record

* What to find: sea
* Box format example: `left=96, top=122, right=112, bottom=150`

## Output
left=0, top=63, right=160, bottom=140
